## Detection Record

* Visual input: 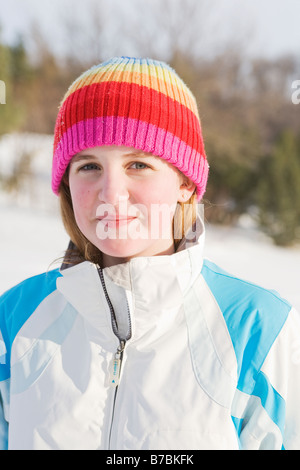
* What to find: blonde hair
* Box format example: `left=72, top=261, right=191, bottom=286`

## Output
left=59, top=175, right=198, bottom=268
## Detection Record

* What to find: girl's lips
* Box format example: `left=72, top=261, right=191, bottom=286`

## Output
left=97, top=216, right=138, bottom=227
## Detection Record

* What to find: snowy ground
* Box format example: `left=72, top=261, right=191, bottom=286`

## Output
left=0, top=133, right=299, bottom=311
left=205, top=219, right=300, bottom=311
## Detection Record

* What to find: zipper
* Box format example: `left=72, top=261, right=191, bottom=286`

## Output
left=109, top=339, right=125, bottom=386
left=98, top=267, right=132, bottom=343
left=97, top=266, right=132, bottom=448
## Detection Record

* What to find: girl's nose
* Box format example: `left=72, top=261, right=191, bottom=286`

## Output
left=98, top=172, right=129, bottom=206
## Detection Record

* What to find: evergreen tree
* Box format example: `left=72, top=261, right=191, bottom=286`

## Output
left=0, top=33, right=29, bottom=135
left=257, top=131, right=300, bottom=245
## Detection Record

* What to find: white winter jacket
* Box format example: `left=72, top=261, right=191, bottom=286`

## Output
left=0, top=221, right=300, bottom=450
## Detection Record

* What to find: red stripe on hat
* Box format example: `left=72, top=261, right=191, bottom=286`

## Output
left=54, top=81, right=203, bottom=155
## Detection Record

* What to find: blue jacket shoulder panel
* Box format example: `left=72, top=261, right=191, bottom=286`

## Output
left=201, top=259, right=291, bottom=393
left=0, top=269, right=62, bottom=378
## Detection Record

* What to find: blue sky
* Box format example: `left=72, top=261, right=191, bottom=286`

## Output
left=0, top=0, right=300, bottom=60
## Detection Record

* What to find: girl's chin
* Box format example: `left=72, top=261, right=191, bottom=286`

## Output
left=94, top=238, right=174, bottom=264
left=96, top=239, right=152, bottom=260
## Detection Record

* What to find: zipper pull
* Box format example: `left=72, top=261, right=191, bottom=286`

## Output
left=109, top=341, right=125, bottom=387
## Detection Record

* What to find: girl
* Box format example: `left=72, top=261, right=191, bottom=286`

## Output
left=0, top=57, right=299, bottom=450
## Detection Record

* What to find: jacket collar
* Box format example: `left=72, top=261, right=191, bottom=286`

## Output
left=102, top=212, right=205, bottom=292
left=56, top=214, right=205, bottom=337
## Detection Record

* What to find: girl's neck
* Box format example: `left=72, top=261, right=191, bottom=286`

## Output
left=101, top=240, right=176, bottom=268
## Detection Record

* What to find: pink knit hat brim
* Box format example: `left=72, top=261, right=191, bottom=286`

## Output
left=52, top=116, right=209, bottom=200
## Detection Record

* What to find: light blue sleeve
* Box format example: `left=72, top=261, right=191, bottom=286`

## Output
left=264, top=307, right=300, bottom=450
left=0, top=269, right=62, bottom=451
left=0, top=382, right=9, bottom=450
left=231, top=307, right=300, bottom=450
left=201, top=260, right=298, bottom=449
left=0, top=334, right=9, bottom=450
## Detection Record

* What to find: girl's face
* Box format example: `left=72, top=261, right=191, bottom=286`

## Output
left=68, top=146, right=195, bottom=267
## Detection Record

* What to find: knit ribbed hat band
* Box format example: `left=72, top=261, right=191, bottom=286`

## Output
left=52, top=57, right=209, bottom=200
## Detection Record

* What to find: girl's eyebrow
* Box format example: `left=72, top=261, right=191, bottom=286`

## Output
left=123, top=151, right=155, bottom=159
left=72, top=154, right=95, bottom=163
left=72, top=151, right=156, bottom=162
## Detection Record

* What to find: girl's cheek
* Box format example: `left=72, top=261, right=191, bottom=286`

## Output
left=71, top=183, right=93, bottom=209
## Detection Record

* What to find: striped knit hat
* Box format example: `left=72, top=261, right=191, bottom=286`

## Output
left=52, top=56, right=209, bottom=200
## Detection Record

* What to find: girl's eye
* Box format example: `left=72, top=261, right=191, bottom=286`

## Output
left=76, top=161, right=151, bottom=173
left=130, top=162, right=149, bottom=171
left=79, top=163, right=100, bottom=172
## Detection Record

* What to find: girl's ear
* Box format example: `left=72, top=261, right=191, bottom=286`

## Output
left=178, top=177, right=196, bottom=203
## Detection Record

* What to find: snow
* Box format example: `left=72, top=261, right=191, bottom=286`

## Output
left=204, top=220, right=300, bottom=311
left=0, top=133, right=299, bottom=312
